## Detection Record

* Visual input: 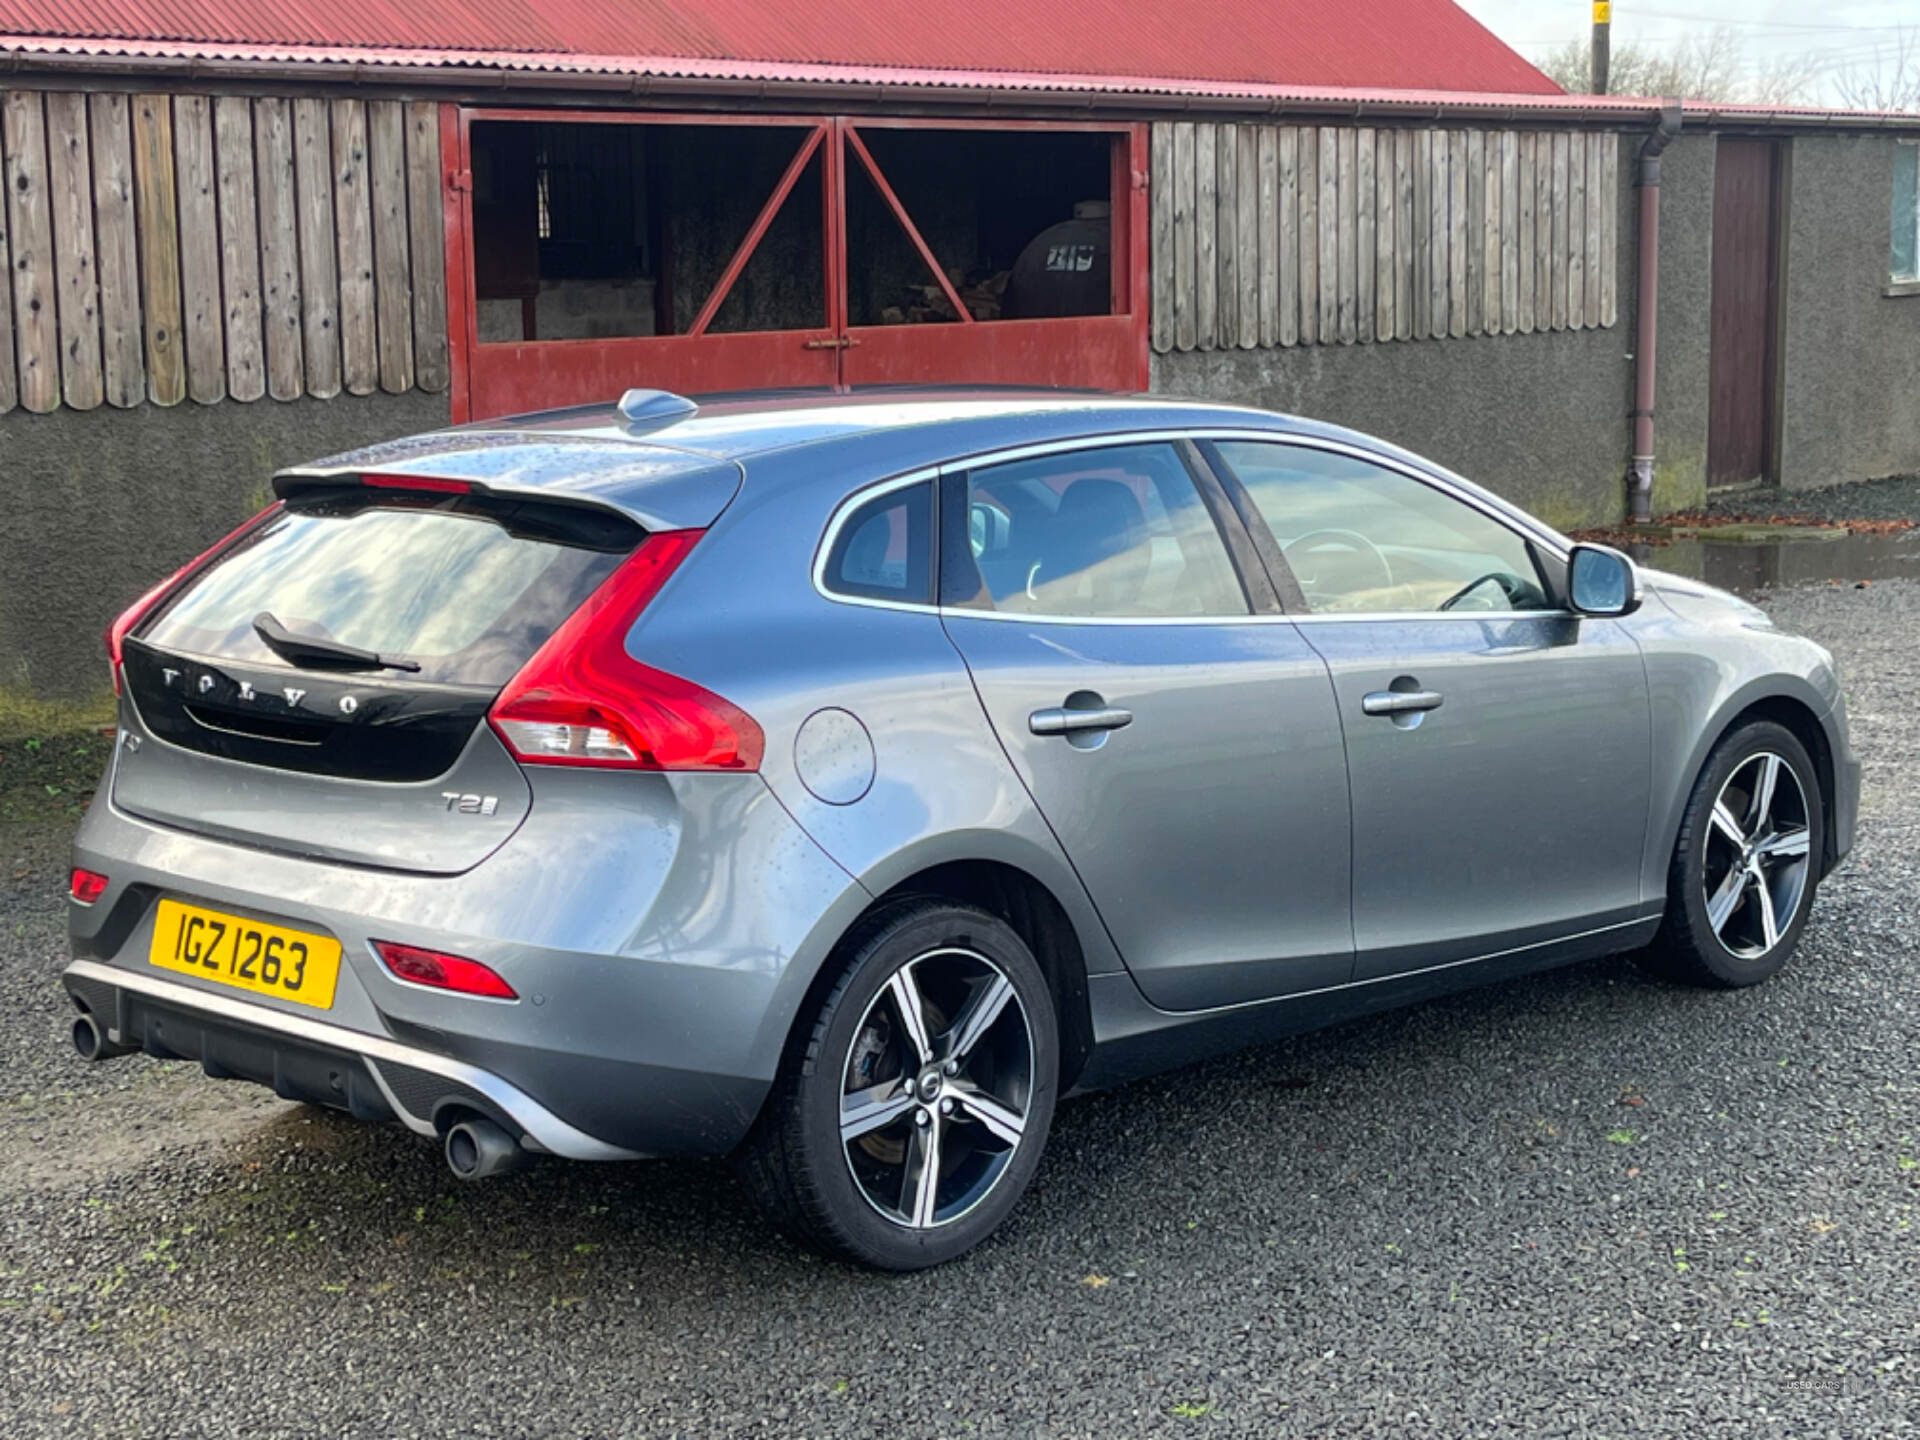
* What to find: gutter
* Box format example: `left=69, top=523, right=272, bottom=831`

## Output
left=1627, top=104, right=1684, bottom=525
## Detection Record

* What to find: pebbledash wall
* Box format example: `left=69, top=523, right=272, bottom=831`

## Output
left=1778, top=134, right=1920, bottom=490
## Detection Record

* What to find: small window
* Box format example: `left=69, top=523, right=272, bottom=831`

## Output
left=1215, top=441, right=1552, bottom=615
left=822, top=482, right=934, bottom=605
left=943, top=443, right=1248, bottom=619
left=1894, top=143, right=1919, bottom=285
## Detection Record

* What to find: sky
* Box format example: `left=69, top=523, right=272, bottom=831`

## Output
left=1452, top=1, right=1916, bottom=102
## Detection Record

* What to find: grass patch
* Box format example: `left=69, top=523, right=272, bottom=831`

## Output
left=0, top=716, right=114, bottom=825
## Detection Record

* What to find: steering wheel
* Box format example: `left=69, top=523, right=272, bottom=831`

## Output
left=1283, top=529, right=1394, bottom=603
left=1438, top=571, right=1528, bottom=612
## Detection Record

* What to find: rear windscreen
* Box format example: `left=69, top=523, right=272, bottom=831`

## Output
left=141, top=494, right=640, bottom=689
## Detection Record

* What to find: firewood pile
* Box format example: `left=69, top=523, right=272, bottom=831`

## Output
left=879, top=267, right=1011, bottom=324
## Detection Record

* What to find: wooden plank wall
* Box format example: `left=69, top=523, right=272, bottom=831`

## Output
left=1150, top=122, right=1620, bottom=354
left=0, top=87, right=449, bottom=415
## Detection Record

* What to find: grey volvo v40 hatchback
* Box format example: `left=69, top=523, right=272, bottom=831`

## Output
left=65, top=389, right=1858, bottom=1269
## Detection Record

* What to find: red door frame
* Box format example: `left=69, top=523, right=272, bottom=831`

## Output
left=441, top=105, right=1150, bottom=422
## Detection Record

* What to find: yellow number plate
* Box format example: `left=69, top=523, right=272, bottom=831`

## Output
left=148, top=900, right=342, bottom=1010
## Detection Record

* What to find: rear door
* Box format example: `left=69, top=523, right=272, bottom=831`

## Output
left=937, top=438, right=1353, bottom=1011
left=114, top=484, right=645, bottom=874
left=1209, top=439, right=1653, bottom=980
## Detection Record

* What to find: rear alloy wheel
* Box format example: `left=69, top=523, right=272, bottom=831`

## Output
left=738, top=900, right=1058, bottom=1269
left=1646, top=720, right=1824, bottom=988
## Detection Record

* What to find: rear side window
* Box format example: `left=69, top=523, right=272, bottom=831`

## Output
left=141, top=495, right=638, bottom=688
left=942, top=442, right=1248, bottom=619
left=821, top=481, right=934, bottom=605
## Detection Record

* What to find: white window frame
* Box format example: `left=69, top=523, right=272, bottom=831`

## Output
left=1892, top=141, right=1920, bottom=293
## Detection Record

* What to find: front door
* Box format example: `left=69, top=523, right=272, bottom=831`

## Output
left=1209, top=439, right=1654, bottom=980
left=1707, top=138, right=1784, bottom=489
left=939, top=439, right=1354, bottom=1012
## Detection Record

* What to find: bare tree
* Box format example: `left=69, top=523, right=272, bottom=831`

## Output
left=1539, top=24, right=1815, bottom=104
left=1830, top=27, right=1920, bottom=112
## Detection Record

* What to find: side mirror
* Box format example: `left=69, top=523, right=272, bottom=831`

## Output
left=1567, top=543, right=1641, bottom=617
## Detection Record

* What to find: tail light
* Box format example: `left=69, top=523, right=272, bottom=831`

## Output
left=372, top=941, right=517, bottom=1000
left=69, top=868, right=109, bottom=905
left=105, top=505, right=283, bottom=695
left=488, top=529, right=763, bottom=772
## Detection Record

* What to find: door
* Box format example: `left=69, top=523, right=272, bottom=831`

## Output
left=1707, top=138, right=1784, bottom=489
left=837, top=121, right=1148, bottom=392
left=938, top=439, right=1353, bottom=1012
left=1210, top=440, right=1654, bottom=981
left=453, top=113, right=845, bottom=420
left=448, top=110, right=1149, bottom=422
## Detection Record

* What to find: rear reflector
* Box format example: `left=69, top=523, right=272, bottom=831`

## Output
left=372, top=941, right=518, bottom=1000
left=106, top=504, right=284, bottom=696
left=69, top=868, right=109, bottom=905
left=488, top=529, right=764, bottom=772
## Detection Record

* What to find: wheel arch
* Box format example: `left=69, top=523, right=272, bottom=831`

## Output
left=767, top=855, right=1100, bottom=1097
left=1660, top=681, right=1841, bottom=885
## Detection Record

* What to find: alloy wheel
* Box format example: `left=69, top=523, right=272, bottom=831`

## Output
left=839, top=948, right=1034, bottom=1229
left=1702, top=751, right=1812, bottom=960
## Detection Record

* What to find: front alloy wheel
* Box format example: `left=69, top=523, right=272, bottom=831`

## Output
left=1701, top=751, right=1813, bottom=960
left=1647, top=718, right=1825, bottom=988
left=737, top=898, right=1058, bottom=1270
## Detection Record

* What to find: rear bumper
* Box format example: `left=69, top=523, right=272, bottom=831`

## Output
left=68, top=752, right=872, bottom=1158
left=65, top=959, right=639, bottom=1159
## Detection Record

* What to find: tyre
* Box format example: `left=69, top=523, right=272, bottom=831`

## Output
left=1644, top=719, right=1824, bottom=988
left=736, top=898, right=1058, bottom=1270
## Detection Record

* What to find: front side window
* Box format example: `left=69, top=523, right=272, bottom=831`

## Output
left=1894, top=143, right=1919, bottom=285
left=1214, top=441, right=1551, bottom=615
left=943, top=442, right=1248, bottom=619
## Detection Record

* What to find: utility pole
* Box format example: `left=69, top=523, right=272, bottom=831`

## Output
left=1592, top=0, right=1612, bottom=94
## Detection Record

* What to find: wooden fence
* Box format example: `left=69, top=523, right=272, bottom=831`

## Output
left=0, top=89, right=449, bottom=415
left=1150, top=122, right=1619, bottom=353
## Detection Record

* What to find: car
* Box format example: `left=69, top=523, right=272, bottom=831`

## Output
left=64, top=387, right=1859, bottom=1269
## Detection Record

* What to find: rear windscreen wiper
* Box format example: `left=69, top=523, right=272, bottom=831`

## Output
left=253, top=612, right=422, bottom=673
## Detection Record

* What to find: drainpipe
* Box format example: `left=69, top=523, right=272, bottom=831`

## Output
left=1628, top=105, right=1684, bottom=524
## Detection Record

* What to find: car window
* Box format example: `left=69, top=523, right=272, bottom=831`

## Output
left=1213, top=441, right=1552, bottom=615
left=142, top=497, right=635, bottom=688
left=822, top=481, right=934, bottom=605
left=943, top=443, right=1248, bottom=618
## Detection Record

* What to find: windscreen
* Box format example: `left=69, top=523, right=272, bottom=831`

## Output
left=141, top=494, right=639, bottom=689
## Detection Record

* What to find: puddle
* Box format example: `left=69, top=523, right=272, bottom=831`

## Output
left=1630, top=527, right=1920, bottom=599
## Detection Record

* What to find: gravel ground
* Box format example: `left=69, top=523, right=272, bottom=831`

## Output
left=4, top=580, right=1918, bottom=1437
left=1704, top=472, right=1920, bottom=525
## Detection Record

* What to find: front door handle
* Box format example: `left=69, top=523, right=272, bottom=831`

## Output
left=1029, top=706, right=1134, bottom=736
left=1361, top=689, right=1444, bottom=717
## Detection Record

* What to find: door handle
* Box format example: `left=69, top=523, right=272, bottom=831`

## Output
left=1362, top=690, right=1444, bottom=717
left=1029, top=706, right=1134, bottom=736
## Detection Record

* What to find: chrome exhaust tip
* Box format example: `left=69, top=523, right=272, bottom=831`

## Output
left=71, top=1011, right=132, bottom=1063
left=444, top=1115, right=529, bottom=1181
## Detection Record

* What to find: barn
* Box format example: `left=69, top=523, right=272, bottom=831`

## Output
left=2, top=0, right=1918, bottom=700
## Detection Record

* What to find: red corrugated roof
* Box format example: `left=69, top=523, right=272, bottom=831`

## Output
left=0, top=0, right=1562, bottom=93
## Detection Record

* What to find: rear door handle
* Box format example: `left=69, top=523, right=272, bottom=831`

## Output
left=1361, top=690, right=1444, bottom=716
left=1029, top=706, right=1134, bottom=736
